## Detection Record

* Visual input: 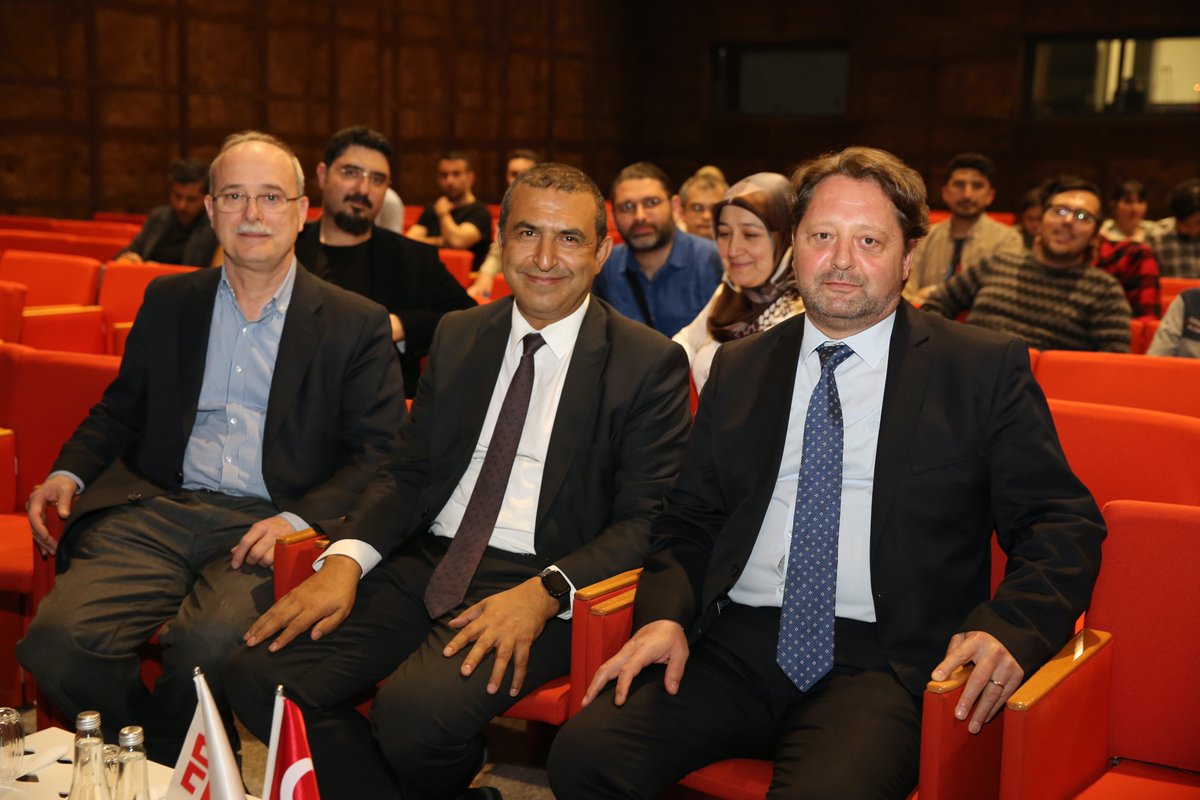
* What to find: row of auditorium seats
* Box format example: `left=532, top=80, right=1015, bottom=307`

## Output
left=0, top=250, right=197, bottom=355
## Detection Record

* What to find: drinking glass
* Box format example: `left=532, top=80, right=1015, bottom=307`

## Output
left=0, top=706, right=24, bottom=781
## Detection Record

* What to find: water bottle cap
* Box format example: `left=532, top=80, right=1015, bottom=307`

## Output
left=76, top=710, right=101, bottom=731
left=118, top=726, right=145, bottom=747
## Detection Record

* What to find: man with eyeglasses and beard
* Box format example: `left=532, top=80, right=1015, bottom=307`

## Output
left=296, top=127, right=475, bottom=397
left=18, top=130, right=405, bottom=764
left=922, top=175, right=1132, bottom=352
left=593, top=162, right=722, bottom=337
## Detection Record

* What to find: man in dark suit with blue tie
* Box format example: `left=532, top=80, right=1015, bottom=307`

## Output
left=227, top=162, right=692, bottom=799
left=548, top=147, right=1105, bottom=799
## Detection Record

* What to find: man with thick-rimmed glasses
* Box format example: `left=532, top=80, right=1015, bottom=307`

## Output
left=922, top=175, right=1132, bottom=352
left=18, top=130, right=405, bottom=764
left=295, top=126, right=473, bottom=397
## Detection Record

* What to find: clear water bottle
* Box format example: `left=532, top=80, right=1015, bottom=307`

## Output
left=67, top=711, right=113, bottom=800
left=114, top=726, right=150, bottom=800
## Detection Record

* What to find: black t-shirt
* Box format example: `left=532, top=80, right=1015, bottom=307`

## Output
left=416, top=200, right=493, bottom=268
left=312, top=239, right=372, bottom=295
left=147, top=216, right=197, bottom=264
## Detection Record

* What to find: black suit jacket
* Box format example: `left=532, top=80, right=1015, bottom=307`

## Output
left=53, top=263, right=406, bottom=563
left=334, top=296, right=693, bottom=589
left=118, top=205, right=218, bottom=267
left=634, top=303, right=1105, bottom=695
left=294, top=222, right=475, bottom=397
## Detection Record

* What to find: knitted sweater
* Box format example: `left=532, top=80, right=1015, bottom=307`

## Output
left=921, top=251, right=1132, bottom=352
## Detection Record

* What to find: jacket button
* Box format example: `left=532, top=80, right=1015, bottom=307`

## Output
left=175, top=472, right=183, bottom=483
left=730, top=565, right=741, bottom=577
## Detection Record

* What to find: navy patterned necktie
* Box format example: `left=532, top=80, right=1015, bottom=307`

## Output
left=424, top=332, right=546, bottom=618
left=777, top=342, right=854, bottom=691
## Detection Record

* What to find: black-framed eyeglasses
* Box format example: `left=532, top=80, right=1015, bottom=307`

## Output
left=213, top=192, right=303, bottom=213
left=1048, top=205, right=1097, bottom=225
left=335, top=165, right=390, bottom=188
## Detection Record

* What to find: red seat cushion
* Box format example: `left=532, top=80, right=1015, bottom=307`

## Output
left=0, top=514, right=33, bottom=593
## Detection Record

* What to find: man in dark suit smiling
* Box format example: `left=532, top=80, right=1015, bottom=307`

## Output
left=19, top=130, right=404, bottom=762
left=228, top=162, right=692, bottom=799
left=548, top=147, right=1105, bottom=799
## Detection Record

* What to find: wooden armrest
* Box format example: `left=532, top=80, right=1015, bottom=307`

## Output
left=575, top=568, right=641, bottom=602
left=925, top=663, right=974, bottom=695
left=277, top=528, right=327, bottom=548
left=590, top=590, right=637, bottom=617
left=1007, top=628, right=1112, bottom=711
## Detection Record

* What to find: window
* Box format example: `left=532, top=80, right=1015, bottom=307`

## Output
left=713, top=44, right=848, bottom=117
left=1029, top=36, right=1200, bottom=116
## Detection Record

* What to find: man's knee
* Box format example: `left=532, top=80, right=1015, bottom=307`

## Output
left=548, top=701, right=645, bottom=798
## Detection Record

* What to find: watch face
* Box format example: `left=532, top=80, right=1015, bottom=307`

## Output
left=541, top=569, right=570, bottom=597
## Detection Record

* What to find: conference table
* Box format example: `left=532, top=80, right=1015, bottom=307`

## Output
left=0, top=728, right=261, bottom=799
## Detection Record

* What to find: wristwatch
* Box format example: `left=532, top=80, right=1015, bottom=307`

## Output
left=539, top=566, right=571, bottom=613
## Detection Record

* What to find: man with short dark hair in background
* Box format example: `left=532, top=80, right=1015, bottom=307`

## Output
left=923, top=175, right=1132, bottom=352
left=296, top=126, right=474, bottom=397
left=114, top=157, right=219, bottom=266
left=1147, top=178, right=1200, bottom=279
left=468, top=148, right=541, bottom=300
left=593, top=161, right=722, bottom=337
left=406, top=150, right=493, bottom=269
left=905, top=152, right=1024, bottom=301
left=672, top=168, right=729, bottom=239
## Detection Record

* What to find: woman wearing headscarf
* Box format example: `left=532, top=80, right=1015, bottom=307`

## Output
left=673, top=172, right=803, bottom=393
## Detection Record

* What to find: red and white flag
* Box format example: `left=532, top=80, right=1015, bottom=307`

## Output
left=166, top=668, right=246, bottom=800
left=262, top=687, right=320, bottom=800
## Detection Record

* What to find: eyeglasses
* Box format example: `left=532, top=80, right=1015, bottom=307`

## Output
left=335, top=164, right=390, bottom=188
left=686, top=202, right=716, bottom=215
left=1047, top=205, right=1097, bottom=225
left=213, top=192, right=303, bottom=213
left=615, top=197, right=666, bottom=214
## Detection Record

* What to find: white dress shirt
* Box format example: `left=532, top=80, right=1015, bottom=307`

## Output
left=321, top=297, right=589, bottom=607
left=728, top=311, right=895, bottom=623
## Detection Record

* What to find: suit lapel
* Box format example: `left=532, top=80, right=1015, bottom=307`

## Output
left=744, top=316, right=808, bottom=497
left=870, top=303, right=931, bottom=554
left=535, top=299, right=608, bottom=529
left=264, top=267, right=322, bottom=452
left=177, top=269, right=220, bottom=442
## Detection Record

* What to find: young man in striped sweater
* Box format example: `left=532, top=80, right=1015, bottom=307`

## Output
left=922, top=176, right=1131, bottom=352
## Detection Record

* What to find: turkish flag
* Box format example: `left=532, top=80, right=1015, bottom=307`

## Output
left=263, top=689, right=320, bottom=800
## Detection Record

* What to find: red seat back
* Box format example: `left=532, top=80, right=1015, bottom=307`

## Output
left=1048, top=399, right=1200, bottom=510
left=1036, top=350, right=1200, bottom=419
left=0, top=250, right=102, bottom=306
left=0, top=343, right=120, bottom=504
left=99, top=263, right=196, bottom=326
left=438, top=248, right=474, bottom=288
left=1090, top=500, right=1200, bottom=771
left=1159, top=277, right=1200, bottom=314
left=0, top=280, right=25, bottom=343
left=0, top=230, right=128, bottom=262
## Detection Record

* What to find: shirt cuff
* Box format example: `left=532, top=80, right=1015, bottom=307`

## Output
left=546, top=564, right=578, bottom=621
left=316, top=538, right=383, bottom=579
left=48, top=470, right=85, bottom=494
left=276, top=511, right=307, bottom=532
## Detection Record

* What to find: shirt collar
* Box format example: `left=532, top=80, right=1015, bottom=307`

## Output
left=801, top=308, right=896, bottom=370
left=218, top=258, right=298, bottom=320
left=508, top=294, right=590, bottom=360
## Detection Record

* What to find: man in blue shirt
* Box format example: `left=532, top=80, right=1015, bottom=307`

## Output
left=594, top=162, right=722, bottom=337
left=19, top=131, right=404, bottom=762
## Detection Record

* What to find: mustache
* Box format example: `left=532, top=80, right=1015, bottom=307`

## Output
left=343, top=193, right=373, bottom=209
left=235, top=222, right=274, bottom=235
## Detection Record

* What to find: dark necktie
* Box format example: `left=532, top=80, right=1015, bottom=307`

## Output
left=777, top=342, right=854, bottom=691
left=424, top=332, right=547, bottom=618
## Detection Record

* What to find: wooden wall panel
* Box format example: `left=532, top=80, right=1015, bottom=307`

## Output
left=0, top=0, right=628, bottom=216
